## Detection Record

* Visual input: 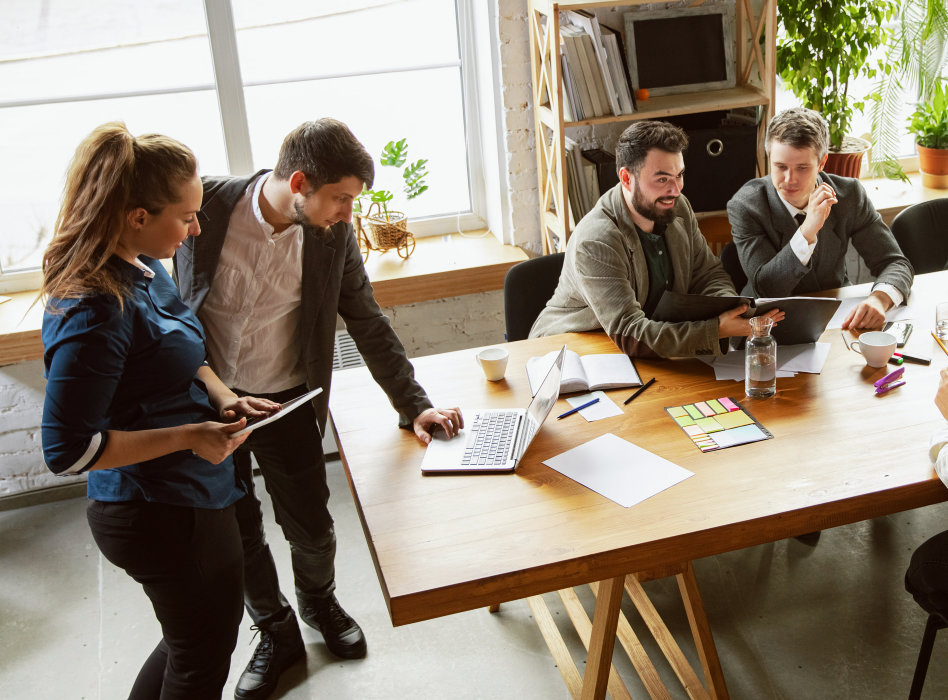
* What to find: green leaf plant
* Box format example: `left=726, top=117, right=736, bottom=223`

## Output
left=353, top=138, right=430, bottom=221
left=908, top=77, right=948, bottom=148
left=867, top=0, right=948, bottom=177
left=777, top=0, right=898, bottom=151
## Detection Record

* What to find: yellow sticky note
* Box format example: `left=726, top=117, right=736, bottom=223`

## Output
left=714, top=410, right=754, bottom=429
left=667, top=406, right=688, bottom=418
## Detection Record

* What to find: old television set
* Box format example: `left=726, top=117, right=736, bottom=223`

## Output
left=623, top=5, right=736, bottom=97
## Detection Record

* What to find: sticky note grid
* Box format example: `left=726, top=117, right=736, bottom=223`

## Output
left=665, top=397, right=773, bottom=452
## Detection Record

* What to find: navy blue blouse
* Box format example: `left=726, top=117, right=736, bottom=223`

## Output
left=42, top=256, right=245, bottom=509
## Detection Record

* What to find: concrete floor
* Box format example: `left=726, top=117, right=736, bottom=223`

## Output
left=3, top=459, right=948, bottom=700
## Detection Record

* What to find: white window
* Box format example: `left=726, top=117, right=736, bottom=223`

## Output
left=0, top=0, right=483, bottom=287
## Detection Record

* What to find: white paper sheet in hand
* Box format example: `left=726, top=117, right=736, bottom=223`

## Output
left=542, top=433, right=693, bottom=507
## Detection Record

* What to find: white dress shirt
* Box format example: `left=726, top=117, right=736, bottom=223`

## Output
left=777, top=192, right=902, bottom=307
left=198, top=174, right=305, bottom=393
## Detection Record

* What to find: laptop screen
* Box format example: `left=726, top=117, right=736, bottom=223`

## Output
left=516, top=345, right=565, bottom=458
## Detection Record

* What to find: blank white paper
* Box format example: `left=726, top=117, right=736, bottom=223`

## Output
left=543, top=433, right=693, bottom=508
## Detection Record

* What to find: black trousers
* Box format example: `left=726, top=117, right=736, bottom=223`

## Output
left=87, top=500, right=244, bottom=700
left=233, top=384, right=336, bottom=629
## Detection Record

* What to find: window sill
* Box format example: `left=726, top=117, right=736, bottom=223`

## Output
left=0, top=230, right=527, bottom=367
left=363, top=229, right=527, bottom=308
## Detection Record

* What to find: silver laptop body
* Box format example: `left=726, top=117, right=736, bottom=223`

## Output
left=420, top=346, right=565, bottom=475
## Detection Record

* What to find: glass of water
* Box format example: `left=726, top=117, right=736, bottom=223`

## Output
left=937, top=302, right=948, bottom=339
left=745, top=316, right=777, bottom=398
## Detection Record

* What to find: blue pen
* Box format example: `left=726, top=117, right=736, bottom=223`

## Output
left=557, top=397, right=600, bottom=419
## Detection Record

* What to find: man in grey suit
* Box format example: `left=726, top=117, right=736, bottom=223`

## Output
left=727, top=107, right=913, bottom=330
left=174, top=119, right=462, bottom=699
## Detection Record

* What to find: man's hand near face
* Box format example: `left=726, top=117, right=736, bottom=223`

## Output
left=799, top=182, right=838, bottom=244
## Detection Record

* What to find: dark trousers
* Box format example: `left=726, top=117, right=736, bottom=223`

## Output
left=87, top=500, right=243, bottom=700
left=906, top=529, right=948, bottom=615
left=233, top=384, right=336, bottom=629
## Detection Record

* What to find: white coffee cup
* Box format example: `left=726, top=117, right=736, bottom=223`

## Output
left=476, top=347, right=509, bottom=381
left=850, top=331, right=897, bottom=368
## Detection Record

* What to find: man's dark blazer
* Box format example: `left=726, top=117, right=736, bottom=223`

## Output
left=727, top=172, right=913, bottom=299
left=173, top=170, right=431, bottom=433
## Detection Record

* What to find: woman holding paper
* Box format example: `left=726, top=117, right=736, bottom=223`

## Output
left=40, top=122, right=278, bottom=699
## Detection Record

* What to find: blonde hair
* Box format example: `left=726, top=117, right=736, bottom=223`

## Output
left=42, top=122, right=197, bottom=308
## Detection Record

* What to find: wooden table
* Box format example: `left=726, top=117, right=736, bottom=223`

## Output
left=328, top=271, right=948, bottom=700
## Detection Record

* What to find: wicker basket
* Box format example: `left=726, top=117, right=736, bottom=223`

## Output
left=355, top=203, right=416, bottom=261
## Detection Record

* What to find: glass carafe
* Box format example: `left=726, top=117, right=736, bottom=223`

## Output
left=745, top=316, right=776, bottom=398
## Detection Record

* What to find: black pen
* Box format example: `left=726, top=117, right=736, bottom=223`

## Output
left=624, top=377, right=656, bottom=405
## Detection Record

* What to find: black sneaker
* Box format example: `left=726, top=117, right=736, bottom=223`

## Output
left=299, top=595, right=367, bottom=659
left=234, top=621, right=305, bottom=700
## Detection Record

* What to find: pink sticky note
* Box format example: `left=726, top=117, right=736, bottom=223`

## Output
left=694, top=401, right=716, bottom=417
left=718, top=397, right=740, bottom=412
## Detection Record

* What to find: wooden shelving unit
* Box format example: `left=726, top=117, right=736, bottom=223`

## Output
left=529, top=0, right=777, bottom=254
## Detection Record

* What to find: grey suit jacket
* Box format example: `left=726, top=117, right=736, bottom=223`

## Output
left=529, top=184, right=736, bottom=358
left=173, top=171, right=431, bottom=433
left=727, top=173, right=913, bottom=299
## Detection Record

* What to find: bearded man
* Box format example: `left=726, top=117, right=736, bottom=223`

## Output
left=530, top=120, right=778, bottom=357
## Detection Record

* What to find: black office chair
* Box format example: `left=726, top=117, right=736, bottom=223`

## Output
left=503, top=252, right=565, bottom=342
left=890, top=199, right=948, bottom=274
left=720, top=242, right=748, bottom=293
left=905, top=530, right=948, bottom=699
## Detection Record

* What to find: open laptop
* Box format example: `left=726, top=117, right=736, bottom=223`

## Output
left=420, top=345, right=566, bottom=475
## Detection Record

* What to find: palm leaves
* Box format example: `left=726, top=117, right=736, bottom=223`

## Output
left=867, top=0, right=948, bottom=176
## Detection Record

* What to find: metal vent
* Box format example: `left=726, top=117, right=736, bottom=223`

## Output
left=332, top=330, right=366, bottom=371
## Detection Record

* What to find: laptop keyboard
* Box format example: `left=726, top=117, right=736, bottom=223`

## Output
left=461, top=410, right=518, bottom=466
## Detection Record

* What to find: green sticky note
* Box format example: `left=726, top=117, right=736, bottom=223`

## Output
left=667, top=406, right=688, bottom=418
left=674, top=415, right=696, bottom=427
left=695, top=417, right=724, bottom=433
left=684, top=404, right=703, bottom=420
left=706, top=399, right=726, bottom=414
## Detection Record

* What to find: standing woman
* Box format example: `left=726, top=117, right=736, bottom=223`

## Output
left=41, top=122, right=279, bottom=699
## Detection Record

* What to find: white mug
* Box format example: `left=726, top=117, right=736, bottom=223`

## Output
left=850, top=331, right=897, bottom=368
left=476, top=347, right=509, bottom=381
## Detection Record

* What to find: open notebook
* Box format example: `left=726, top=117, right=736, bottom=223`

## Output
left=420, top=346, right=566, bottom=475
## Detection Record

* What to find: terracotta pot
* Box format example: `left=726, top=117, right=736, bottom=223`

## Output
left=822, top=136, right=870, bottom=178
left=917, top=144, right=948, bottom=189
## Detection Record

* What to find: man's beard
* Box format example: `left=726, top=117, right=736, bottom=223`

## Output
left=631, top=183, right=678, bottom=225
left=292, top=200, right=332, bottom=237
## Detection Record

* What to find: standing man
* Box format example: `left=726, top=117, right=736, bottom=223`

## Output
left=727, top=107, right=913, bottom=330
left=530, top=120, right=781, bottom=357
left=174, top=119, right=462, bottom=700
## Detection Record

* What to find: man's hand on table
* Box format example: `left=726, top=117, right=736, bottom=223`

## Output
left=414, top=407, right=465, bottom=444
left=841, top=291, right=891, bottom=331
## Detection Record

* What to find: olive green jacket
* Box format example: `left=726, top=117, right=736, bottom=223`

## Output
left=529, top=184, right=735, bottom=358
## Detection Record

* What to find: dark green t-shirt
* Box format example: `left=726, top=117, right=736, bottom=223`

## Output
left=636, top=222, right=674, bottom=317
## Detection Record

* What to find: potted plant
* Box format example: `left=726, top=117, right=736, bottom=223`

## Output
left=867, top=0, right=948, bottom=180
left=907, top=78, right=948, bottom=187
left=353, top=138, right=429, bottom=260
left=777, top=0, right=898, bottom=176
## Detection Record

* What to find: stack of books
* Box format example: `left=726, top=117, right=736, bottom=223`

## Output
left=559, top=10, right=636, bottom=121
left=564, top=142, right=619, bottom=222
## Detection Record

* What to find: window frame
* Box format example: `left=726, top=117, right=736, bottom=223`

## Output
left=0, top=0, right=486, bottom=288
